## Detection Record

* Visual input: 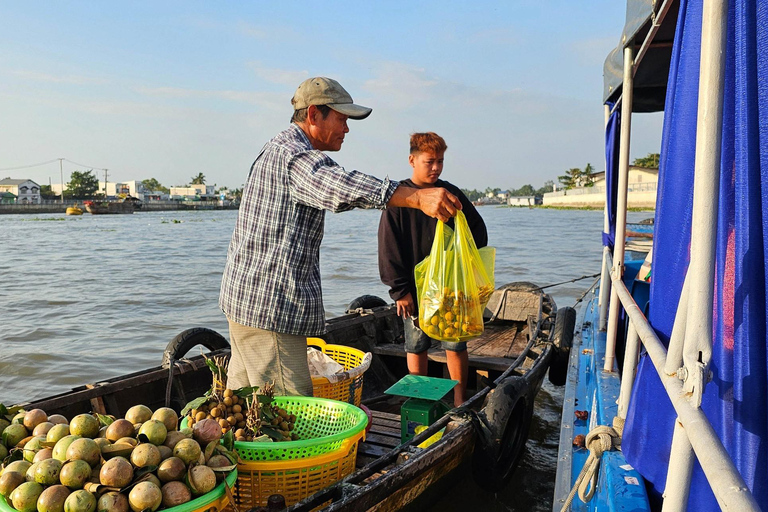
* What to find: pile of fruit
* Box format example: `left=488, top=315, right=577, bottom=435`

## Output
left=183, top=357, right=298, bottom=443
left=0, top=403, right=236, bottom=512
left=420, top=283, right=494, bottom=340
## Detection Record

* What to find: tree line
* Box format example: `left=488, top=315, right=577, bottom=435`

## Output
left=460, top=152, right=660, bottom=199
left=40, top=170, right=244, bottom=201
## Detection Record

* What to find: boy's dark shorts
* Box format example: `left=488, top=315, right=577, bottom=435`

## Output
left=403, top=316, right=467, bottom=353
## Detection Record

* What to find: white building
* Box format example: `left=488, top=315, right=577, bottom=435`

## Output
left=169, top=184, right=216, bottom=200
left=0, top=179, right=41, bottom=204
left=507, top=195, right=536, bottom=207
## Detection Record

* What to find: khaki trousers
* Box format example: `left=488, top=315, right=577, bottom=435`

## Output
left=226, top=319, right=313, bottom=396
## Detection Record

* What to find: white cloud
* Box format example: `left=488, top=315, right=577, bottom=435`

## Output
left=132, top=86, right=284, bottom=110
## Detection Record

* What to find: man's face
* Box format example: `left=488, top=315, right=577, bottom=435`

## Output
left=410, top=151, right=444, bottom=186
left=310, top=108, right=349, bottom=152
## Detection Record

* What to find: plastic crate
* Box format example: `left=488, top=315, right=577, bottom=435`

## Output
left=234, top=433, right=363, bottom=510
left=307, top=338, right=371, bottom=407
left=0, top=470, right=237, bottom=512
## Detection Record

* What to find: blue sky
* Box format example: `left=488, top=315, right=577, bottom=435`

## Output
left=0, top=1, right=662, bottom=191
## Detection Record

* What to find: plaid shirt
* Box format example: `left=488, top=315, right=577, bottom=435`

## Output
left=220, top=123, right=398, bottom=335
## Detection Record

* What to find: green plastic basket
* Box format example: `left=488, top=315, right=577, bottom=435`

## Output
left=0, top=469, right=237, bottom=512
left=183, top=396, right=367, bottom=463
left=234, top=396, right=367, bottom=462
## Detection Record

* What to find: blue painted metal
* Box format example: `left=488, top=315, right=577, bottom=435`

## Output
left=553, top=287, right=650, bottom=511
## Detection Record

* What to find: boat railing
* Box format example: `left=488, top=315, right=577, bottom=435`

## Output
left=603, top=251, right=759, bottom=511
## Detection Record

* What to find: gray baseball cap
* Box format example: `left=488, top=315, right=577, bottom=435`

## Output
left=291, top=77, right=372, bottom=120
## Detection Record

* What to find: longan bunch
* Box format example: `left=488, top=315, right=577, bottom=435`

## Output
left=261, top=405, right=299, bottom=442
left=421, top=284, right=494, bottom=340
left=187, top=388, right=247, bottom=436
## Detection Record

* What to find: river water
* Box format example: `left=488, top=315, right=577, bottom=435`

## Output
left=0, top=206, right=649, bottom=511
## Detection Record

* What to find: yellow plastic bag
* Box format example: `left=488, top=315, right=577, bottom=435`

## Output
left=414, top=211, right=496, bottom=342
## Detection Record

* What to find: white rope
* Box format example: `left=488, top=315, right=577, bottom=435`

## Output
left=560, top=419, right=622, bottom=512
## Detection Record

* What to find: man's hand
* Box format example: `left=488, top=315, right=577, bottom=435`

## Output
left=388, top=185, right=462, bottom=222
left=396, top=293, right=415, bottom=318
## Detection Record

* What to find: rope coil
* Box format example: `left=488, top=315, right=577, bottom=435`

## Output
left=560, top=419, right=623, bottom=512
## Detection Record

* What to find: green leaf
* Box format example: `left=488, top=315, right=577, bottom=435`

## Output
left=234, top=386, right=258, bottom=398
left=221, top=430, right=234, bottom=452
left=256, top=394, right=273, bottom=406
left=259, top=425, right=285, bottom=441
left=96, top=414, right=114, bottom=427
left=181, top=395, right=210, bottom=417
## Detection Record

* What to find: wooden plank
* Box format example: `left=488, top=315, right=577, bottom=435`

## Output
left=468, top=324, right=525, bottom=358
left=370, top=417, right=401, bottom=430
left=370, top=410, right=400, bottom=422
left=368, top=425, right=401, bottom=438
left=357, top=443, right=393, bottom=458
left=362, top=433, right=401, bottom=448
left=371, top=344, right=513, bottom=373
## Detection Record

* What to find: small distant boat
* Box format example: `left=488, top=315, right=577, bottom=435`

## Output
left=65, top=205, right=83, bottom=216
left=83, top=198, right=137, bottom=214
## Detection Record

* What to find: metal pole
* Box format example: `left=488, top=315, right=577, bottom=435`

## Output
left=616, top=320, right=640, bottom=419
left=604, top=44, right=634, bottom=372
left=611, top=278, right=760, bottom=510
left=599, top=104, right=612, bottom=330
left=59, top=158, right=64, bottom=203
left=664, top=274, right=691, bottom=375
left=663, top=421, right=695, bottom=511
left=682, top=0, right=727, bottom=408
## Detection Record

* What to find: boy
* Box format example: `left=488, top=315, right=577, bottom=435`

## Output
left=378, top=132, right=488, bottom=407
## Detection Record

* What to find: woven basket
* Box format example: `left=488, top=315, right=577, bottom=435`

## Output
left=307, top=337, right=371, bottom=407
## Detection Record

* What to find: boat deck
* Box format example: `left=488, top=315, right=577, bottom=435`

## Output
left=357, top=410, right=403, bottom=469
left=370, top=322, right=530, bottom=373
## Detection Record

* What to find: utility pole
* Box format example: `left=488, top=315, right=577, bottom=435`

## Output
left=59, top=158, right=64, bottom=203
left=103, top=169, right=109, bottom=197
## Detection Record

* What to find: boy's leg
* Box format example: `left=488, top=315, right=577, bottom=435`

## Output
left=403, top=317, right=432, bottom=375
left=444, top=343, right=469, bottom=407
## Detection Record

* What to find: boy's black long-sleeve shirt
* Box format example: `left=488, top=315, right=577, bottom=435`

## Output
left=378, top=179, right=488, bottom=306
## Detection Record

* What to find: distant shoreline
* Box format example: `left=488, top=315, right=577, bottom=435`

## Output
left=0, top=203, right=238, bottom=215
left=477, top=204, right=654, bottom=213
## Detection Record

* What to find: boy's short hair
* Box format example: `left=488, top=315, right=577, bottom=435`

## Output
left=410, top=132, right=447, bottom=155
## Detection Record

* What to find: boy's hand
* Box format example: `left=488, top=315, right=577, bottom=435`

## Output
left=396, top=293, right=415, bottom=318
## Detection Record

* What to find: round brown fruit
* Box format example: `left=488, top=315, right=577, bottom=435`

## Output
left=59, top=460, right=92, bottom=490
left=99, top=457, right=134, bottom=488
left=22, top=409, right=48, bottom=431
left=161, top=481, right=191, bottom=508
left=36, top=484, right=71, bottom=512
left=128, top=481, right=162, bottom=512
left=106, top=419, right=134, bottom=443
left=157, top=457, right=187, bottom=483
left=69, top=415, right=99, bottom=439
left=97, top=492, right=129, bottom=512
left=125, top=405, right=152, bottom=426
left=63, top=489, right=96, bottom=512
left=150, top=408, right=178, bottom=432
left=130, top=443, right=161, bottom=468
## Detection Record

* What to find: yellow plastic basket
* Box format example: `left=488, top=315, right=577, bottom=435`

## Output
left=307, top=338, right=371, bottom=407
left=234, top=432, right=363, bottom=510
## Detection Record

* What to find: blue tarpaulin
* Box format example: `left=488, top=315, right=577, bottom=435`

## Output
left=603, top=102, right=621, bottom=249
left=623, top=0, right=768, bottom=508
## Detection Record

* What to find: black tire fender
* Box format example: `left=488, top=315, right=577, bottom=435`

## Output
left=162, top=327, right=229, bottom=369
left=345, top=295, right=388, bottom=314
left=471, top=376, right=534, bottom=491
left=548, top=306, right=576, bottom=386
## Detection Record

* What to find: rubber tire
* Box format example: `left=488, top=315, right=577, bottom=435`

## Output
left=345, top=295, right=388, bottom=314
left=472, top=376, right=533, bottom=491
left=162, top=327, right=229, bottom=368
left=547, top=306, right=576, bottom=386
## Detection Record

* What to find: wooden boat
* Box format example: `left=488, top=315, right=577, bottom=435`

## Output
left=11, top=282, right=571, bottom=511
left=83, top=198, right=137, bottom=214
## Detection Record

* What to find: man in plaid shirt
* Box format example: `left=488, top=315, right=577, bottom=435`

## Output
left=220, top=77, right=462, bottom=395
